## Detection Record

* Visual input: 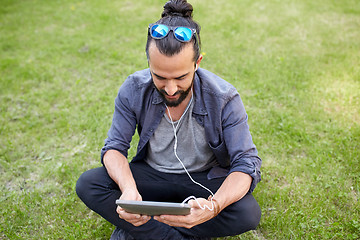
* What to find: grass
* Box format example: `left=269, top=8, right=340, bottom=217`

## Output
left=1, top=0, right=359, bottom=239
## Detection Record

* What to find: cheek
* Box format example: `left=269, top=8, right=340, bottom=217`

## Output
left=153, top=80, right=164, bottom=89
left=180, top=78, right=193, bottom=89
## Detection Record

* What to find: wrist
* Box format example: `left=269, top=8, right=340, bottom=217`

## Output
left=208, top=196, right=221, bottom=217
left=120, top=188, right=141, bottom=201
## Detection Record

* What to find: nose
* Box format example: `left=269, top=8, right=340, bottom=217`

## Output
left=164, top=80, right=178, bottom=96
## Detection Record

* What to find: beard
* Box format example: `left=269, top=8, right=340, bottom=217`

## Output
left=155, top=77, right=194, bottom=107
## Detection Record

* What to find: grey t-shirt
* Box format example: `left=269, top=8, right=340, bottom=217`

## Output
left=145, top=96, right=217, bottom=174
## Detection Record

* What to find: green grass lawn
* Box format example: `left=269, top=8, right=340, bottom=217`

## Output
left=1, top=0, right=359, bottom=239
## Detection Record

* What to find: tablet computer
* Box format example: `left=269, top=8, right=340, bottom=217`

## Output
left=115, top=200, right=191, bottom=216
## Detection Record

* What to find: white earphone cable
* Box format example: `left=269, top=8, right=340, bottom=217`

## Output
left=165, top=93, right=215, bottom=212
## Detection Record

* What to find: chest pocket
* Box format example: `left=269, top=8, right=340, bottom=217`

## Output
left=208, top=140, right=230, bottom=167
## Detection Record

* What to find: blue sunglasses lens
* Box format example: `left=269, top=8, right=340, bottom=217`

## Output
left=174, top=27, right=193, bottom=42
left=150, top=24, right=194, bottom=42
left=151, top=24, right=169, bottom=38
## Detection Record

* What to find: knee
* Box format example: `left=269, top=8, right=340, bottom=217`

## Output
left=237, top=194, right=261, bottom=230
left=225, top=194, right=261, bottom=234
left=245, top=203, right=261, bottom=230
left=75, top=167, right=118, bottom=206
left=76, top=168, right=105, bottom=202
left=75, top=170, right=92, bottom=202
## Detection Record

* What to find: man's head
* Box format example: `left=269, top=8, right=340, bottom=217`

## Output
left=146, top=0, right=201, bottom=62
left=146, top=0, right=202, bottom=107
left=149, top=43, right=202, bottom=107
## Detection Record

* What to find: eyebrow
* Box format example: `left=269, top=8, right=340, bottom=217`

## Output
left=152, top=71, right=190, bottom=80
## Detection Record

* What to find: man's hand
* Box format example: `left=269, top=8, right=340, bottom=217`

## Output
left=116, top=189, right=151, bottom=226
left=103, top=150, right=151, bottom=226
left=154, top=198, right=217, bottom=228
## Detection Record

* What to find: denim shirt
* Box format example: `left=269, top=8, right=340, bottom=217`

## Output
left=101, top=68, right=262, bottom=193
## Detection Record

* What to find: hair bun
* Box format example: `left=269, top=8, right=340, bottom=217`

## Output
left=162, top=0, right=193, bottom=18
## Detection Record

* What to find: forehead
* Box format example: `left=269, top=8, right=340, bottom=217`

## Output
left=148, top=42, right=195, bottom=78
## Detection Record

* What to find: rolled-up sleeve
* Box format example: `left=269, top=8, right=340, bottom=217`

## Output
left=100, top=78, right=137, bottom=164
left=222, top=92, right=262, bottom=193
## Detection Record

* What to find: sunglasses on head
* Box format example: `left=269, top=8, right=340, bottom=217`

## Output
left=149, top=23, right=197, bottom=43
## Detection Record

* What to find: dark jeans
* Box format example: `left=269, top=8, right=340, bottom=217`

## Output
left=76, top=161, right=261, bottom=240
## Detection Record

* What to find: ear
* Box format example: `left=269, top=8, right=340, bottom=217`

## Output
left=195, top=54, right=203, bottom=71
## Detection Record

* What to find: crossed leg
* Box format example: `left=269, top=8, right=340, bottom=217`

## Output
left=76, top=162, right=261, bottom=239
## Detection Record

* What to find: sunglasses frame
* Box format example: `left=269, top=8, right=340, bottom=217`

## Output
left=148, top=23, right=198, bottom=43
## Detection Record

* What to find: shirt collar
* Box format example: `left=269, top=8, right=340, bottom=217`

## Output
left=192, top=70, right=208, bottom=116
left=151, top=83, right=164, bottom=104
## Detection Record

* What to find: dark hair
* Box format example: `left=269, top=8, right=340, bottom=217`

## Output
left=145, top=0, right=201, bottom=62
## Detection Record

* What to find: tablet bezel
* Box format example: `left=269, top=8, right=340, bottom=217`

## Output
left=115, top=200, right=191, bottom=216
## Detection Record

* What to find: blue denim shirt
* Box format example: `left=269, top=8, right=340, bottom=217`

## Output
left=101, top=68, right=261, bottom=192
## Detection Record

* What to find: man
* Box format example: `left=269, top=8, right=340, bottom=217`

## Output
left=76, top=0, right=261, bottom=239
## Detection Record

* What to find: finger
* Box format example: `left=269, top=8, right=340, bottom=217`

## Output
left=116, top=206, right=124, bottom=215
left=116, top=205, right=151, bottom=225
left=129, top=215, right=151, bottom=226
left=156, top=218, right=192, bottom=228
left=154, top=215, right=190, bottom=227
left=119, top=211, right=151, bottom=225
left=159, top=214, right=187, bottom=221
left=119, top=210, right=142, bottom=220
left=188, top=199, right=196, bottom=208
left=154, top=216, right=183, bottom=227
left=189, top=200, right=202, bottom=211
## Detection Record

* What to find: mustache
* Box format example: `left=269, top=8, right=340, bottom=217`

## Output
left=159, top=89, right=184, bottom=96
